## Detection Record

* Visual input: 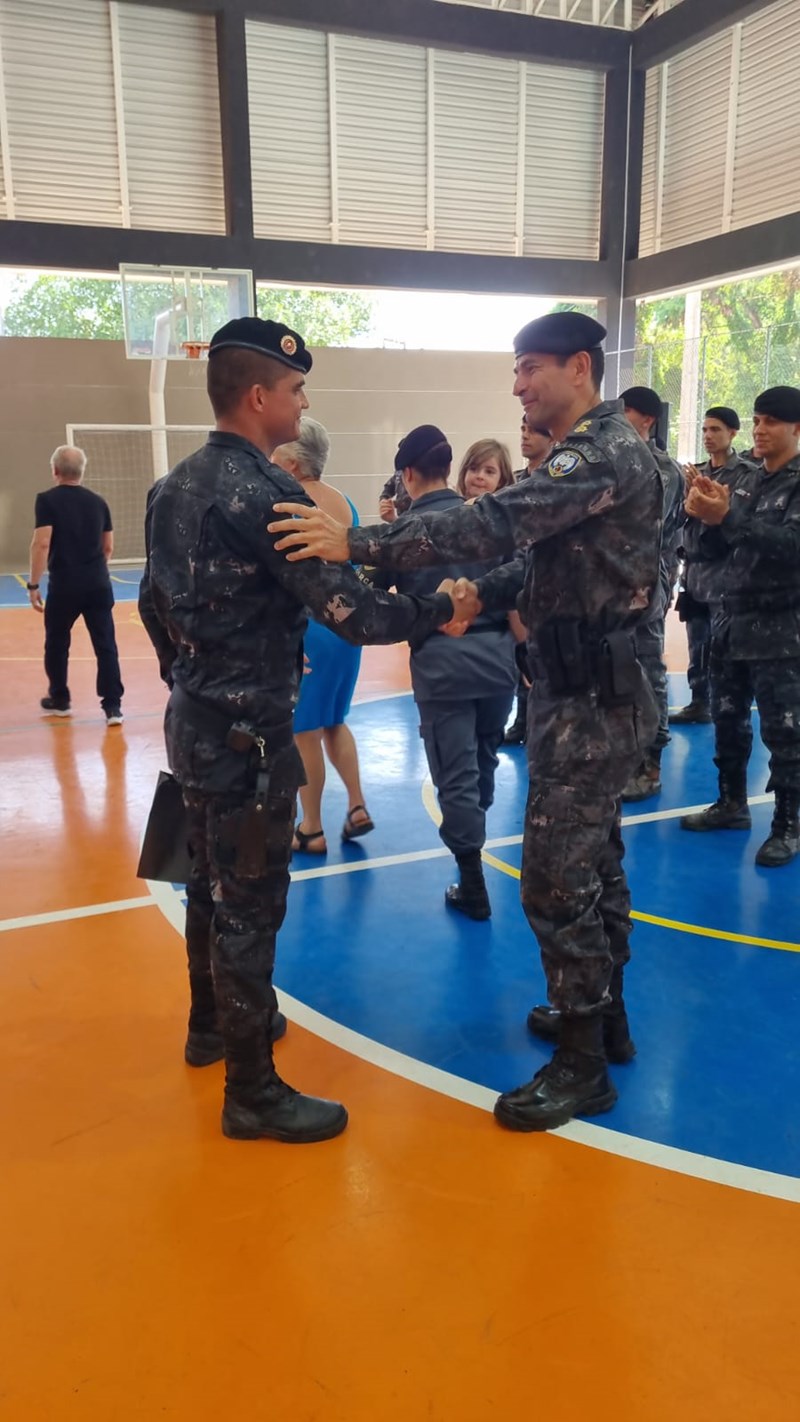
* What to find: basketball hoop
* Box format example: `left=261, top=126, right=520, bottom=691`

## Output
left=181, top=341, right=210, bottom=360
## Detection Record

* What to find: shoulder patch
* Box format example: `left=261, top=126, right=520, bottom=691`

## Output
left=548, top=450, right=583, bottom=479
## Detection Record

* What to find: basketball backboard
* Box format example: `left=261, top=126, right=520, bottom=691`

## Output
left=119, top=264, right=254, bottom=359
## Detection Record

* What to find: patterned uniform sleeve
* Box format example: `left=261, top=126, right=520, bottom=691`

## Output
left=234, top=470, right=453, bottom=646
left=474, top=553, right=526, bottom=613
left=138, top=479, right=176, bottom=684
left=721, top=481, right=800, bottom=562
left=348, top=443, right=618, bottom=570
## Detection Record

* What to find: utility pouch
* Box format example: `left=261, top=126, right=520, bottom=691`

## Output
left=236, top=739, right=272, bottom=878
left=675, top=589, right=708, bottom=624
left=597, top=632, right=639, bottom=708
left=537, top=620, right=591, bottom=694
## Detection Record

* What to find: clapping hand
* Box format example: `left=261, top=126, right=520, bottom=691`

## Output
left=685, top=476, right=731, bottom=525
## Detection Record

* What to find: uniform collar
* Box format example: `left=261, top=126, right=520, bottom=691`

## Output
left=410, top=487, right=462, bottom=509
left=207, top=430, right=269, bottom=463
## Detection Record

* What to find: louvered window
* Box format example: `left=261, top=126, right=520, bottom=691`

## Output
left=432, top=50, right=519, bottom=257
left=115, top=3, right=224, bottom=234
left=730, top=0, right=800, bottom=232
left=334, top=36, right=428, bottom=251
left=638, top=67, right=661, bottom=258
left=247, top=19, right=604, bottom=261
left=0, top=0, right=122, bottom=226
left=247, top=21, right=331, bottom=242
left=523, top=65, right=604, bottom=260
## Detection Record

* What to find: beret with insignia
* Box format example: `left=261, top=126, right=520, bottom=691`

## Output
left=620, top=386, right=662, bottom=421
left=395, top=424, right=453, bottom=472
left=514, top=312, right=607, bottom=358
left=705, top=405, right=740, bottom=431
left=753, top=386, right=800, bottom=423
left=209, top=316, right=312, bottom=373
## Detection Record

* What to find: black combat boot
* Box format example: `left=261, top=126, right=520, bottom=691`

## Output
left=526, top=967, right=636, bottom=1065
left=681, top=769, right=751, bottom=831
left=494, top=1013, right=617, bottom=1132
left=221, top=1017, right=347, bottom=1144
left=621, top=748, right=663, bottom=803
left=755, top=789, right=800, bottom=868
left=669, top=699, right=712, bottom=725
left=185, top=1010, right=287, bottom=1067
left=502, top=698, right=527, bottom=746
left=445, top=850, right=491, bottom=920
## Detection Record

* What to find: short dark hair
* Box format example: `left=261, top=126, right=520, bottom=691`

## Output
left=206, top=347, right=291, bottom=417
left=554, top=347, right=604, bottom=389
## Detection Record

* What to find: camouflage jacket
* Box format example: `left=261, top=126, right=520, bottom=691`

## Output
left=680, top=451, right=748, bottom=605
left=139, top=431, right=452, bottom=733
left=348, top=400, right=662, bottom=647
left=705, top=454, right=800, bottom=659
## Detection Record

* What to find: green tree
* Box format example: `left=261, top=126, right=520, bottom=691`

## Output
left=257, top=285, right=372, bottom=345
left=1, top=273, right=374, bottom=347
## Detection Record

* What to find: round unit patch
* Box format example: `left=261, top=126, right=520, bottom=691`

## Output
left=548, top=450, right=582, bottom=478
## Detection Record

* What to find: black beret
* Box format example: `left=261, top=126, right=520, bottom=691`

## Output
left=208, top=316, right=312, bottom=373
left=621, top=385, right=662, bottom=421
left=514, top=312, right=606, bottom=358
left=395, top=424, right=452, bottom=472
left=705, top=405, right=740, bottom=431
left=753, top=386, right=800, bottom=423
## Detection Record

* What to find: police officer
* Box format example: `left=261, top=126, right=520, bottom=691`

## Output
left=139, top=317, right=456, bottom=1144
left=619, top=387, right=683, bottom=801
left=369, top=424, right=518, bottom=919
left=681, top=386, right=800, bottom=867
left=513, top=414, right=554, bottom=482
left=504, top=417, right=554, bottom=745
left=671, top=406, right=745, bottom=725
left=269, top=313, right=661, bottom=1132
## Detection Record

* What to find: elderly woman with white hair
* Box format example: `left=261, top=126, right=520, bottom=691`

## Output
left=272, top=417, right=374, bottom=853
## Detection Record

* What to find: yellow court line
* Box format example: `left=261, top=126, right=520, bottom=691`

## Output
left=481, top=848, right=800, bottom=955
left=12, top=573, right=27, bottom=588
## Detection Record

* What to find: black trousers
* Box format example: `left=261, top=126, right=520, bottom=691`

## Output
left=44, top=582, right=124, bottom=709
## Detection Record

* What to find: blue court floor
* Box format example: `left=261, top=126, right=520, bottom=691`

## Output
left=150, top=682, right=799, bottom=1186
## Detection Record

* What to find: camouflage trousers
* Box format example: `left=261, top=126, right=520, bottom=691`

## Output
left=183, top=786, right=296, bottom=1088
left=522, top=670, right=658, bottom=1017
left=710, top=643, right=800, bottom=793
left=639, top=648, right=670, bottom=754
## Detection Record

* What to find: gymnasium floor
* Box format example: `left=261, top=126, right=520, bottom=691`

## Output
left=2, top=577, right=799, bottom=1421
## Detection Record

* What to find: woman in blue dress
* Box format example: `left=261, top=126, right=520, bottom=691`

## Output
left=272, top=418, right=374, bottom=854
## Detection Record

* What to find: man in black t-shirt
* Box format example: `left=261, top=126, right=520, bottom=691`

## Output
left=28, top=445, right=124, bottom=724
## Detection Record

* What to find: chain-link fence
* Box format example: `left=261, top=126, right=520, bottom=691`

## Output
left=614, top=323, right=800, bottom=461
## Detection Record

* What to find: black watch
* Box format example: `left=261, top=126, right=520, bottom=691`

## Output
left=26, top=582, right=39, bottom=591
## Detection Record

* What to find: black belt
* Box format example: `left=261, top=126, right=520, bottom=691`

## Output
left=169, top=683, right=294, bottom=753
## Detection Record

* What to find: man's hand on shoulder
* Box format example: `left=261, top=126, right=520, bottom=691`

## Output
left=268, top=502, right=350, bottom=563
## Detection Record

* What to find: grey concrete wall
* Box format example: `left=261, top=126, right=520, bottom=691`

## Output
left=0, top=339, right=522, bottom=569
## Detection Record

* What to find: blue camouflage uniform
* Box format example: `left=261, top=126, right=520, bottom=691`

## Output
left=139, top=431, right=452, bottom=1104
left=349, top=400, right=661, bottom=1018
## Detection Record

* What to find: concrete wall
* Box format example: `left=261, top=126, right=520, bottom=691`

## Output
left=0, top=339, right=522, bottom=570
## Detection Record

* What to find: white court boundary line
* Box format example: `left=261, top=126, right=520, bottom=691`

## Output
left=0, top=896, right=155, bottom=934
left=143, top=866, right=800, bottom=1205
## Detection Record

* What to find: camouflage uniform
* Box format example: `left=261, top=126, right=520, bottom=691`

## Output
left=701, top=456, right=800, bottom=801
left=633, top=443, right=683, bottom=759
left=678, top=452, right=746, bottom=708
left=349, top=401, right=661, bottom=1017
left=139, top=431, right=452, bottom=1102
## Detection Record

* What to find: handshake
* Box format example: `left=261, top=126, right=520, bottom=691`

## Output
left=436, top=577, right=482, bottom=638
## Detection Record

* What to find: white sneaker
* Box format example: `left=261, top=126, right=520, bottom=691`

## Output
left=105, top=707, right=124, bottom=726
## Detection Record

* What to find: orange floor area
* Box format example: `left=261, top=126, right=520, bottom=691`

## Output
left=2, top=603, right=799, bottom=1420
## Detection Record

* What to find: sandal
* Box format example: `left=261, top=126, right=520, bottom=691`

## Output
left=342, top=805, right=375, bottom=841
left=292, top=826, right=327, bottom=854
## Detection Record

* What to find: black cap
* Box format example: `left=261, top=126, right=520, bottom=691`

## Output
left=394, top=424, right=452, bottom=472
left=514, top=312, right=606, bottom=358
left=621, top=385, right=662, bottom=421
left=705, top=405, right=740, bottom=431
left=208, top=316, right=312, bottom=373
left=753, top=386, right=800, bottom=423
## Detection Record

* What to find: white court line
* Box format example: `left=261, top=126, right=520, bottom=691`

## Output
left=145, top=875, right=800, bottom=1203
left=0, top=896, right=155, bottom=934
